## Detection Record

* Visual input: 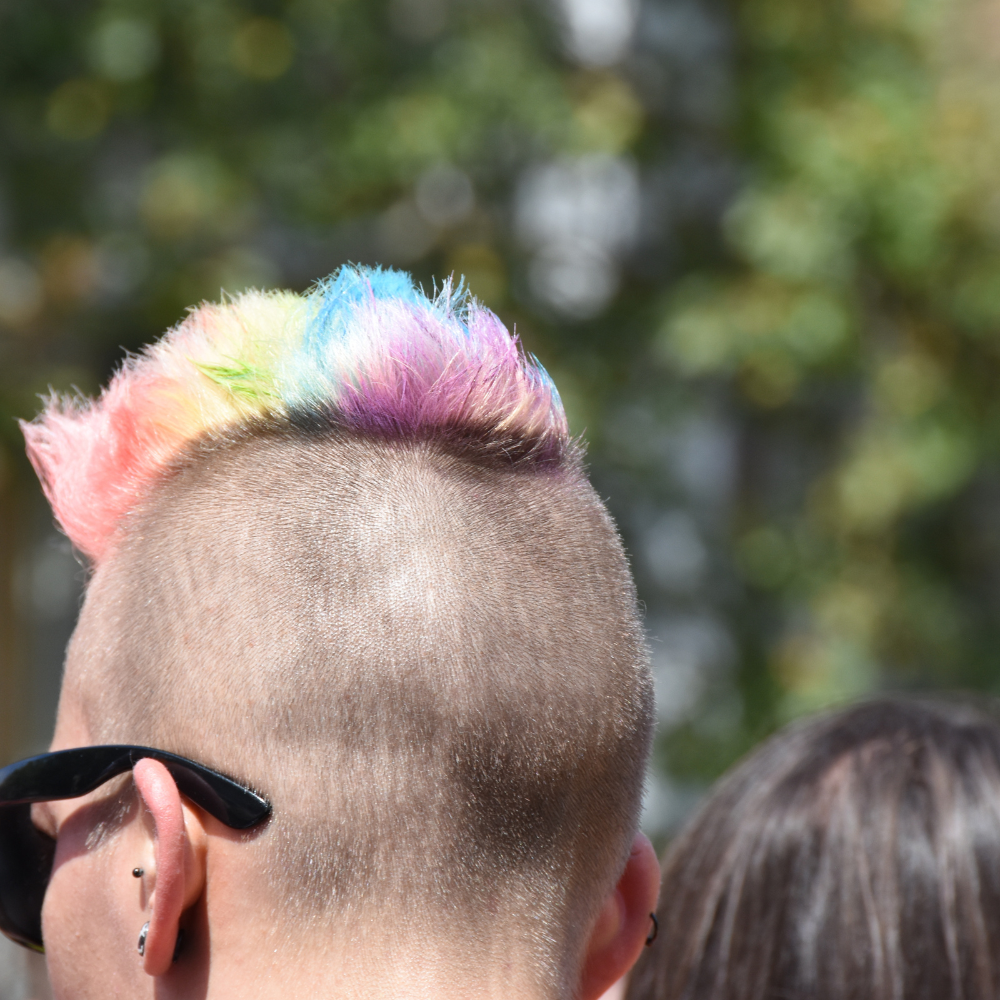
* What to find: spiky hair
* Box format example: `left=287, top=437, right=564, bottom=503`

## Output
left=21, top=266, right=572, bottom=563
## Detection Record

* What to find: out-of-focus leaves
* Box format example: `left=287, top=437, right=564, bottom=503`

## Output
left=653, top=0, right=1000, bottom=744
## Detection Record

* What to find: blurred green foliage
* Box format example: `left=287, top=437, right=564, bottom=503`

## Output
left=649, top=0, right=1000, bottom=794
left=5, top=0, right=1000, bottom=827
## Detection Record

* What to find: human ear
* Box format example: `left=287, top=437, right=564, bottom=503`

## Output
left=578, top=833, right=660, bottom=1000
left=132, top=758, right=207, bottom=977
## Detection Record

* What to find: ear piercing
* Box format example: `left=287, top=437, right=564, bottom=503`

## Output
left=137, top=924, right=186, bottom=961
left=134, top=865, right=187, bottom=963
left=646, top=912, right=659, bottom=946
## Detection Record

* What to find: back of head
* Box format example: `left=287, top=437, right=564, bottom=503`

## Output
left=628, top=698, right=1000, bottom=1000
left=23, top=267, right=652, bottom=993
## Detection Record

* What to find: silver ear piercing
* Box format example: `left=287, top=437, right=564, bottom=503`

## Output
left=132, top=867, right=144, bottom=878
left=137, top=923, right=187, bottom=961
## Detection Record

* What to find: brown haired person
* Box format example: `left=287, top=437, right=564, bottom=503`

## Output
left=0, top=267, right=659, bottom=1000
left=627, top=697, right=1000, bottom=1000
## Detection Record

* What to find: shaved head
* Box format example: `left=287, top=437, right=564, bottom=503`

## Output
left=25, top=268, right=653, bottom=995
left=64, top=428, right=651, bottom=986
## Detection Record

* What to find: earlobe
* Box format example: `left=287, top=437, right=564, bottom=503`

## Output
left=132, top=758, right=207, bottom=976
left=578, top=833, right=661, bottom=1000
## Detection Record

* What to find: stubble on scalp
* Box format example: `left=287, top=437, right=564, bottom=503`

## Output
left=65, top=426, right=652, bottom=984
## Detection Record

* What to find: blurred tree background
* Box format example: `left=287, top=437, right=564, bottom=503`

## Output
left=3, top=0, right=1000, bottom=904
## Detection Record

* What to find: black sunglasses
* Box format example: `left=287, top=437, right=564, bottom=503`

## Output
left=0, top=745, right=271, bottom=952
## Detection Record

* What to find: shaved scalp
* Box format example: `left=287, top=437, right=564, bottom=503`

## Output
left=27, top=267, right=653, bottom=993
left=66, top=427, right=652, bottom=988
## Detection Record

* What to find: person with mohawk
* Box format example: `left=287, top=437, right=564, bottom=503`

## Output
left=0, top=266, right=658, bottom=1000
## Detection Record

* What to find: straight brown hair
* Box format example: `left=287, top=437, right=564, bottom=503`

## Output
left=628, top=698, right=1000, bottom=1000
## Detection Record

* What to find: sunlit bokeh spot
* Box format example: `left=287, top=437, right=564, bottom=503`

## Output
left=231, top=17, right=295, bottom=81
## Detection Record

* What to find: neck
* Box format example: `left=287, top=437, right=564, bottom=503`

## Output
left=195, top=914, right=557, bottom=1000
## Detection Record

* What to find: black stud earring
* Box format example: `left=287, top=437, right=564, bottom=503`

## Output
left=646, top=912, right=659, bottom=946
left=132, top=867, right=144, bottom=878
left=137, top=921, right=149, bottom=957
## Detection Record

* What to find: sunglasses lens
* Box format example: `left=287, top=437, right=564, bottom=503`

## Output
left=0, top=804, right=55, bottom=951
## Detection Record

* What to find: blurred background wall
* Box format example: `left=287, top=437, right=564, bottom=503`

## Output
left=3, top=0, right=1000, bottom=989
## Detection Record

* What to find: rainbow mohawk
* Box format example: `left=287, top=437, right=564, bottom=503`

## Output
left=22, top=265, right=572, bottom=563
